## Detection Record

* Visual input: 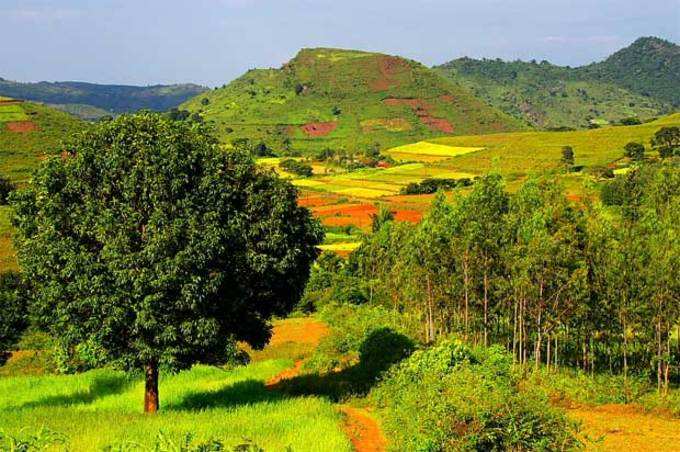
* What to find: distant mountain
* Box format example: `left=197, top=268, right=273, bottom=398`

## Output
left=582, top=37, right=680, bottom=107
left=434, top=37, right=678, bottom=129
left=0, top=79, right=208, bottom=119
left=181, top=48, right=525, bottom=154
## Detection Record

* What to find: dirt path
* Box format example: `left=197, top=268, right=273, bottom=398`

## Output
left=567, top=404, right=680, bottom=451
left=339, top=406, right=387, bottom=452
left=262, top=317, right=388, bottom=451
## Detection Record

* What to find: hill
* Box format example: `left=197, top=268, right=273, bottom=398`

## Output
left=0, top=98, right=85, bottom=271
left=434, top=37, right=678, bottom=129
left=582, top=37, right=680, bottom=107
left=181, top=48, right=526, bottom=154
left=0, top=79, right=208, bottom=119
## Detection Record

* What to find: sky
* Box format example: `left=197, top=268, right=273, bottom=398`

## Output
left=1, top=0, right=678, bottom=87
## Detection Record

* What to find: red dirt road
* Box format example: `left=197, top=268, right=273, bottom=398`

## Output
left=340, top=406, right=387, bottom=452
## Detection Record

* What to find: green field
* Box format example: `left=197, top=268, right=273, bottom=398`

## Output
left=0, top=358, right=350, bottom=451
left=182, top=48, right=525, bottom=155
left=0, top=103, right=29, bottom=123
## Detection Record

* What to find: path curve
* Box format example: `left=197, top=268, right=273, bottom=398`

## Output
left=261, top=317, right=388, bottom=451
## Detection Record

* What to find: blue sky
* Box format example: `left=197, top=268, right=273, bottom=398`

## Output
left=1, top=0, right=678, bottom=86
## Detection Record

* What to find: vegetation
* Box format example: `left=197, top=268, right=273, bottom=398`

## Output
left=279, top=158, right=313, bottom=177
left=181, top=48, right=525, bottom=156
left=0, top=271, right=27, bottom=366
left=314, top=165, right=679, bottom=395
left=0, top=361, right=351, bottom=450
left=11, top=113, right=323, bottom=412
left=0, top=79, right=207, bottom=118
left=434, top=37, right=678, bottom=129
left=400, top=177, right=472, bottom=195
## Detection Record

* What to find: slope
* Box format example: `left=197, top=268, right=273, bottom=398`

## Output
left=0, top=79, right=208, bottom=119
left=181, top=48, right=526, bottom=155
left=434, top=37, right=678, bottom=129
left=582, top=36, right=680, bottom=107
left=0, top=98, right=85, bottom=271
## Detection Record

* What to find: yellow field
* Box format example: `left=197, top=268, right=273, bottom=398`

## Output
left=386, top=141, right=484, bottom=162
left=318, top=242, right=362, bottom=252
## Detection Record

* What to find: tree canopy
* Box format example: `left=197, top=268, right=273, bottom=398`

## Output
left=11, top=113, right=323, bottom=412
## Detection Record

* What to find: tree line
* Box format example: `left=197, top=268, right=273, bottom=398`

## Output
left=319, top=164, right=679, bottom=392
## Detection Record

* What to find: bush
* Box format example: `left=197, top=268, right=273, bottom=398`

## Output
left=400, top=178, right=471, bottom=195
left=0, top=176, right=16, bottom=205
left=372, top=340, right=580, bottom=451
left=279, top=159, right=313, bottom=177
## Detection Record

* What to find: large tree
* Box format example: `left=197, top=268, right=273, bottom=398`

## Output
left=0, top=271, right=28, bottom=366
left=11, top=113, right=322, bottom=412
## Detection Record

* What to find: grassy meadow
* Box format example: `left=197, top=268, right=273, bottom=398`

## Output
left=0, top=319, right=352, bottom=451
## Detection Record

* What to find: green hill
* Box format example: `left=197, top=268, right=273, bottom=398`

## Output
left=581, top=37, right=680, bottom=107
left=0, top=79, right=208, bottom=119
left=434, top=37, right=678, bottom=129
left=181, top=48, right=526, bottom=155
left=0, top=98, right=85, bottom=271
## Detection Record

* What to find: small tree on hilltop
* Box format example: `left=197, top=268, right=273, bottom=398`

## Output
left=11, top=113, right=323, bottom=413
left=624, top=142, right=645, bottom=161
left=561, top=146, right=575, bottom=169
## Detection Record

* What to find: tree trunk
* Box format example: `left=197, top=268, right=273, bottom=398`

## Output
left=144, top=361, right=160, bottom=414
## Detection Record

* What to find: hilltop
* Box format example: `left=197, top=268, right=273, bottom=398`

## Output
left=434, top=37, right=678, bottom=129
left=181, top=48, right=526, bottom=154
left=0, top=79, right=207, bottom=119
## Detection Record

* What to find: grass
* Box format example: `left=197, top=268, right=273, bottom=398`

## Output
left=0, top=206, right=17, bottom=272
left=0, top=320, right=351, bottom=451
left=0, top=104, right=29, bottom=122
left=428, top=114, right=680, bottom=178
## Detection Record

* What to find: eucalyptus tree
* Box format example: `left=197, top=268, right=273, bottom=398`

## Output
left=12, top=113, right=322, bottom=413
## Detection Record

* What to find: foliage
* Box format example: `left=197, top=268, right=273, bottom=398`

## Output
left=0, top=271, right=28, bottom=366
left=10, top=113, right=322, bottom=411
left=0, top=176, right=15, bottom=205
left=624, top=141, right=645, bottom=160
left=651, top=126, right=680, bottom=158
left=400, top=177, right=472, bottom=195
left=372, top=339, right=580, bottom=451
left=279, top=158, right=313, bottom=177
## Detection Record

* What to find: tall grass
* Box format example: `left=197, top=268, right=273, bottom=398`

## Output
left=0, top=360, right=351, bottom=451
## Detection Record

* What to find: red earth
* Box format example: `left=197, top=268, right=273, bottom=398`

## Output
left=5, top=121, right=38, bottom=133
left=370, top=55, right=410, bottom=92
left=301, top=121, right=337, bottom=137
left=383, top=98, right=454, bottom=133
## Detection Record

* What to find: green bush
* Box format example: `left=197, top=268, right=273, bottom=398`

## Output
left=372, top=339, right=580, bottom=451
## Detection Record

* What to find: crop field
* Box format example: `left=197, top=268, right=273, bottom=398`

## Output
left=293, top=163, right=476, bottom=198
left=428, top=114, right=680, bottom=177
left=385, top=141, right=484, bottom=162
left=0, top=322, right=351, bottom=451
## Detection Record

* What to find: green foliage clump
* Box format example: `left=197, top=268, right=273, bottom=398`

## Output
left=279, top=158, right=313, bottom=177
left=400, top=177, right=472, bottom=195
left=0, top=271, right=28, bottom=366
left=624, top=141, right=645, bottom=160
left=10, top=113, right=322, bottom=411
left=372, top=339, right=580, bottom=451
left=0, top=176, right=15, bottom=205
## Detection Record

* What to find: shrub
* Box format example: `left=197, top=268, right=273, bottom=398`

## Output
left=279, top=159, right=313, bottom=177
left=0, top=176, right=15, bottom=205
left=624, top=142, right=645, bottom=160
left=400, top=178, right=470, bottom=195
left=372, top=340, right=580, bottom=451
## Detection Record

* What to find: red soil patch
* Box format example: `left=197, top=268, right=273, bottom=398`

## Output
left=298, top=196, right=336, bottom=208
left=301, top=121, right=337, bottom=137
left=439, top=94, right=456, bottom=103
left=5, top=121, right=38, bottom=133
left=383, top=98, right=454, bottom=133
left=370, top=56, right=410, bottom=92
left=340, top=406, right=387, bottom=452
left=566, top=193, right=583, bottom=202
left=394, top=209, right=423, bottom=223
left=313, top=203, right=377, bottom=217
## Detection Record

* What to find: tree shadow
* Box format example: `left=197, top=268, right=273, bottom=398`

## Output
left=19, top=373, right=133, bottom=409
left=167, top=379, right=288, bottom=411
left=271, top=327, right=415, bottom=402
